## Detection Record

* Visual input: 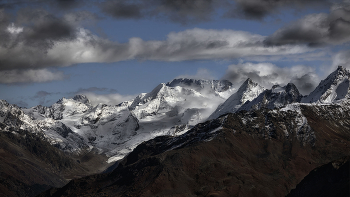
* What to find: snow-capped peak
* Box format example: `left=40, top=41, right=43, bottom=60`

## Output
left=302, top=66, right=350, bottom=103
left=208, top=78, right=265, bottom=119
left=72, top=94, right=90, bottom=104
left=237, top=82, right=302, bottom=112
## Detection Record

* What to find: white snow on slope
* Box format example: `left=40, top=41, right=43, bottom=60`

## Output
left=15, top=78, right=235, bottom=162
left=302, top=66, right=350, bottom=104
left=209, top=78, right=265, bottom=120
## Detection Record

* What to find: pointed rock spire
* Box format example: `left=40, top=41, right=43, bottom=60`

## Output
left=208, top=78, right=265, bottom=119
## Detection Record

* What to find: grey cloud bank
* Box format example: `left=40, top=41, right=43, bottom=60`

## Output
left=265, top=2, right=350, bottom=46
left=222, top=62, right=320, bottom=95
left=0, top=0, right=347, bottom=88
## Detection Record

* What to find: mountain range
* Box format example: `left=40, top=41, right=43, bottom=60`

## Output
left=1, top=66, right=350, bottom=196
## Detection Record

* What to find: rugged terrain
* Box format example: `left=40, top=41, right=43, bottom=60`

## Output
left=38, top=101, right=350, bottom=196
left=0, top=79, right=238, bottom=196
left=287, top=156, right=349, bottom=197
left=0, top=127, right=110, bottom=197
left=2, top=67, right=350, bottom=196
left=17, top=78, right=236, bottom=163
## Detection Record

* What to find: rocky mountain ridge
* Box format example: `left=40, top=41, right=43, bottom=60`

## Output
left=3, top=66, right=350, bottom=163
left=39, top=99, right=350, bottom=196
left=209, top=66, right=350, bottom=120
left=302, top=66, right=350, bottom=103
left=2, top=67, right=350, bottom=196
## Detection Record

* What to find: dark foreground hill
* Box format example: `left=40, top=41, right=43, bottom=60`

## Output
left=39, top=102, right=350, bottom=197
left=287, top=156, right=349, bottom=197
left=0, top=129, right=110, bottom=197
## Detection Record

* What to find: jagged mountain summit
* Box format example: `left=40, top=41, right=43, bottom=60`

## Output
left=109, top=78, right=235, bottom=161
left=302, top=66, right=350, bottom=103
left=37, top=67, right=350, bottom=195
left=1, top=100, right=89, bottom=153
left=209, top=78, right=265, bottom=119
left=238, top=83, right=303, bottom=112
left=210, top=66, right=350, bottom=118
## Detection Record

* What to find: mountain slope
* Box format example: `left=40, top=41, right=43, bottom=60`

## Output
left=302, top=66, right=350, bottom=103
left=287, top=156, right=349, bottom=197
left=0, top=99, right=116, bottom=196
left=39, top=100, right=350, bottom=197
left=0, top=125, right=109, bottom=197
left=15, top=78, right=235, bottom=163
left=105, top=79, right=234, bottom=162
left=209, top=78, right=265, bottom=119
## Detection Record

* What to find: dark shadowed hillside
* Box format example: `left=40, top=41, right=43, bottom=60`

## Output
left=287, top=156, right=349, bottom=197
left=0, top=128, right=110, bottom=197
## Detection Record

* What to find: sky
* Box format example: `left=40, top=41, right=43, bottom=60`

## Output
left=1, top=0, right=350, bottom=108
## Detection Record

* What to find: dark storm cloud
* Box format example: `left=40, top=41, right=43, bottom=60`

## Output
left=227, top=0, right=330, bottom=20
left=265, top=2, right=350, bottom=46
left=101, top=1, right=142, bottom=19
left=99, top=0, right=333, bottom=22
left=290, top=73, right=319, bottom=95
left=17, top=8, right=77, bottom=45
left=23, top=20, right=76, bottom=49
left=33, top=90, right=53, bottom=98
left=0, top=8, right=78, bottom=53
left=0, top=8, right=97, bottom=72
left=0, top=26, right=310, bottom=75
left=99, top=0, right=216, bottom=23
left=53, top=0, right=82, bottom=10
left=0, top=0, right=83, bottom=10
left=152, top=0, right=215, bottom=23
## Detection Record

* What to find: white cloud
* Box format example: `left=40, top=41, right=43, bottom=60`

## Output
left=0, top=28, right=314, bottom=71
left=0, top=69, right=64, bottom=84
left=222, top=62, right=320, bottom=95
left=83, top=92, right=136, bottom=106
left=131, top=28, right=311, bottom=61
left=6, top=23, right=23, bottom=34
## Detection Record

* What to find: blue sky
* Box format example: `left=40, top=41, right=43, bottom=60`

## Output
left=0, top=0, right=349, bottom=107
